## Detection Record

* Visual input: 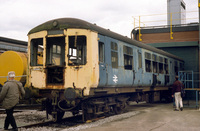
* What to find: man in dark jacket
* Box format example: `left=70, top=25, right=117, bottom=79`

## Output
left=172, top=76, right=184, bottom=111
left=0, top=71, right=25, bottom=130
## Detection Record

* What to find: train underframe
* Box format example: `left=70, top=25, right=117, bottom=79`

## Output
left=39, top=86, right=172, bottom=122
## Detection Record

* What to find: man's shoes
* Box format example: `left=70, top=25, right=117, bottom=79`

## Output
left=12, top=128, right=18, bottom=131
left=4, top=128, right=8, bottom=130
left=174, top=109, right=179, bottom=111
left=180, top=107, right=183, bottom=111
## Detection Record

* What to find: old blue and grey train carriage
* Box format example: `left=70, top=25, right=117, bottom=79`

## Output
left=27, top=18, right=184, bottom=121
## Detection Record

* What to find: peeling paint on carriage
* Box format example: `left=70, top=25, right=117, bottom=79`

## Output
left=27, top=18, right=184, bottom=121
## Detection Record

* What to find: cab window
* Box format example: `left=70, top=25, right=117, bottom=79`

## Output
left=46, top=37, right=65, bottom=66
left=68, top=35, right=87, bottom=65
left=30, top=38, right=43, bottom=66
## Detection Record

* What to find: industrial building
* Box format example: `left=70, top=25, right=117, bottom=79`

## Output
left=132, top=23, right=199, bottom=73
left=0, top=36, right=27, bottom=54
left=167, top=0, right=186, bottom=25
left=132, top=0, right=199, bottom=104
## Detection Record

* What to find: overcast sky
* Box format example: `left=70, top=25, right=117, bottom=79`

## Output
left=0, top=0, right=198, bottom=41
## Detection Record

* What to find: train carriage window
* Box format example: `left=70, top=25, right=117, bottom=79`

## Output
left=99, top=42, right=104, bottom=63
left=30, top=38, right=43, bottom=66
left=145, top=52, right=151, bottom=72
left=111, top=42, right=118, bottom=68
left=152, top=54, right=158, bottom=73
left=164, top=58, right=169, bottom=74
left=174, top=61, right=178, bottom=75
left=46, top=37, right=65, bottom=66
left=68, top=35, right=87, bottom=65
left=159, top=56, right=164, bottom=74
left=123, top=46, right=133, bottom=70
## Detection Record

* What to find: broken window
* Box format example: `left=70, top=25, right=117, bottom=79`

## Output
left=164, top=58, right=169, bottom=74
left=30, top=38, right=43, bottom=66
left=46, top=37, right=65, bottom=66
left=111, top=42, right=118, bottom=68
left=138, top=51, right=142, bottom=69
left=159, top=56, right=164, bottom=74
left=145, top=52, right=151, bottom=72
left=99, top=42, right=104, bottom=63
left=123, top=46, right=133, bottom=70
left=152, top=54, right=158, bottom=73
left=68, top=35, right=87, bottom=66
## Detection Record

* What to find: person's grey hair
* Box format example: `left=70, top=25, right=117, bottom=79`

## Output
left=8, top=71, right=15, bottom=78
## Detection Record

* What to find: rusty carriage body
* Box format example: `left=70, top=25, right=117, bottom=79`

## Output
left=27, top=18, right=184, bottom=121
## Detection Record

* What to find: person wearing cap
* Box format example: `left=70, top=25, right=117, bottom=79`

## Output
left=0, top=71, right=25, bottom=131
left=172, top=76, right=184, bottom=111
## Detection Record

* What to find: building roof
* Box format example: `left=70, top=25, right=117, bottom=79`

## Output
left=0, top=36, right=27, bottom=52
left=132, top=23, right=199, bottom=35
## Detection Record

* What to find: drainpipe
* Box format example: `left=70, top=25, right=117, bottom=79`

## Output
left=199, top=0, right=200, bottom=85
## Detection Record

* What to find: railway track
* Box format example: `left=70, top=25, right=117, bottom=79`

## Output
left=18, top=115, right=83, bottom=130
left=0, top=104, right=42, bottom=114
left=0, top=102, right=152, bottom=130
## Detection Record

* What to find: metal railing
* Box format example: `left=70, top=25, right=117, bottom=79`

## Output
left=0, top=75, right=27, bottom=87
left=178, top=71, right=200, bottom=109
left=132, top=10, right=198, bottom=41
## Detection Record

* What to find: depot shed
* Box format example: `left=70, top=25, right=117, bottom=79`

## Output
left=131, top=23, right=199, bottom=72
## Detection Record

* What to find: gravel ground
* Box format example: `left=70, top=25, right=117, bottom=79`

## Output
left=0, top=109, right=140, bottom=131
left=0, top=110, right=72, bottom=131
left=61, top=111, right=140, bottom=131
left=0, top=102, right=141, bottom=131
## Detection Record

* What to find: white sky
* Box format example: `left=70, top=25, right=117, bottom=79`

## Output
left=0, top=0, right=198, bottom=41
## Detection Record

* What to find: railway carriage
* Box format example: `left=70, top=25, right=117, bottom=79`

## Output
left=27, top=18, right=184, bottom=121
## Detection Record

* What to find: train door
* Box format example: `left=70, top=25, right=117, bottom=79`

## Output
left=169, top=60, right=174, bottom=84
left=152, top=54, right=158, bottom=87
left=98, top=35, right=107, bottom=86
left=65, top=29, right=99, bottom=95
left=122, top=45, right=135, bottom=86
left=46, top=37, right=66, bottom=86
left=164, top=58, right=170, bottom=86
left=135, top=49, right=143, bottom=86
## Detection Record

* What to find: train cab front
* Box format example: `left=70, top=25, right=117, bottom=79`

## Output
left=27, top=19, right=100, bottom=121
left=28, top=36, right=66, bottom=91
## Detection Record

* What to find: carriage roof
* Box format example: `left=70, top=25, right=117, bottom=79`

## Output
left=28, top=18, right=183, bottom=61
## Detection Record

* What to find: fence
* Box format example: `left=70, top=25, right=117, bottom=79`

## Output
left=0, top=75, right=27, bottom=87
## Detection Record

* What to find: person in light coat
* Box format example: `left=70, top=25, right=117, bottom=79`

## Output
left=0, top=71, right=25, bottom=130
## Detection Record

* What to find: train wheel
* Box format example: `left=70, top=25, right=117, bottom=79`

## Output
left=114, top=102, right=126, bottom=114
left=53, top=111, right=65, bottom=122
